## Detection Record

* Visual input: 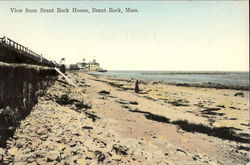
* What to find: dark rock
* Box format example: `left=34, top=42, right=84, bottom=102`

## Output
left=82, top=126, right=93, bottom=130
left=193, top=154, right=202, bottom=160
left=234, top=92, right=244, bottom=97
left=75, top=101, right=92, bottom=110
left=122, top=105, right=130, bottom=109
left=98, top=90, right=110, bottom=95
left=94, top=150, right=105, bottom=163
left=112, top=144, right=129, bottom=155
left=129, top=101, right=138, bottom=105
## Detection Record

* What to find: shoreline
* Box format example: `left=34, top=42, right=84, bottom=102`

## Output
left=89, top=73, right=249, bottom=91
left=167, top=82, right=249, bottom=91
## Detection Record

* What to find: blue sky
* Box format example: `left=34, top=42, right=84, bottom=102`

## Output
left=0, top=1, right=249, bottom=71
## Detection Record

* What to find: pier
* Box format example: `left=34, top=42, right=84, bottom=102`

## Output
left=0, top=36, right=56, bottom=67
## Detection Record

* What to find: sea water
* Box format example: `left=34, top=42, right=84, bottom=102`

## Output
left=91, top=71, right=249, bottom=87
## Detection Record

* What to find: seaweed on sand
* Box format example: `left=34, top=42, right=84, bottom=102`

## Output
left=168, top=101, right=189, bottom=107
left=56, top=94, right=91, bottom=110
left=55, top=94, right=78, bottom=105
left=172, top=119, right=249, bottom=143
left=201, top=108, right=225, bottom=116
left=128, top=108, right=249, bottom=143
left=84, top=111, right=100, bottom=122
left=108, top=82, right=124, bottom=88
left=129, top=109, right=171, bottom=124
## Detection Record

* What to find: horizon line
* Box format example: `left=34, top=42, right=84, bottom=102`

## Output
left=91, top=70, right=250, bottom=72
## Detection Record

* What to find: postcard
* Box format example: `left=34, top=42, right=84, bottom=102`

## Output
left=0, top=1, right=249, bottom=165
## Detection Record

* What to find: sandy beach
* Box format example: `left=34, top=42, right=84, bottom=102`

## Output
left=0, top=71, right=249, bottom=165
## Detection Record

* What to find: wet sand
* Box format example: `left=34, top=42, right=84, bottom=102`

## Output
left=0, top=71, right=249, bottom=165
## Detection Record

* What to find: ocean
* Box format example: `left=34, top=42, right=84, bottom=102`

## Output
left=91, top=71, right=249, bottom=88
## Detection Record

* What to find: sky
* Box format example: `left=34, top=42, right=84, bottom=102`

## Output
left=0, top=1, right=249, bottom=71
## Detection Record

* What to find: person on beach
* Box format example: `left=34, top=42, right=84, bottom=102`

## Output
left=60, top=64, right=66, bottom=74
left=135, top=80, right=139, bottom=93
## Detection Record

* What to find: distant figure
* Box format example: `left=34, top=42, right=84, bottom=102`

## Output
left=60, top=64, right=66, bottom=73
left=135, top=80, right=139, bottom=93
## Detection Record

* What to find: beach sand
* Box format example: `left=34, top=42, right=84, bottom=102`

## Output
left=1, top=71, right=249, bottom=165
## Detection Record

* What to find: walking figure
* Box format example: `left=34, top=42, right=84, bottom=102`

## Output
left=135, top=80, right=139, bottom=93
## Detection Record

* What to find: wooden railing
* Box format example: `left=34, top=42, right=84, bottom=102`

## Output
left=0, top=36, right=57, bottom=67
